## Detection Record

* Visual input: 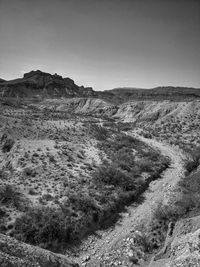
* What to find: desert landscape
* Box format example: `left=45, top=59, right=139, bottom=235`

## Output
left=0, top=70, right=200, bottom=267
left=1, top=0, right=200, bottom=266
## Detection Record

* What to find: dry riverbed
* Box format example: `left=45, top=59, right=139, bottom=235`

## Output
left=73, top=132, right=187, bottom=267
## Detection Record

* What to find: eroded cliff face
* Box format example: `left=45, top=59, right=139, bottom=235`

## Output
left=113, top=100, right=200, bottom=123
left=34, top=97, right=118, bottom=117
left=0, top=70, right=95, bottom=98
left=0, top=234, right=79, bottom=267
left=32, top=98, right=200, bottom=127
left=151, top=215, right=200, bottom=267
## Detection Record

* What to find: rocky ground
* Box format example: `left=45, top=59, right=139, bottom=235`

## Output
left=32, top=98, right=200, bottom=152
left=0, top=105, right=102, bottom=234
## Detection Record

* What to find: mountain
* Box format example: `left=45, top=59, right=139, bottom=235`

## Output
left=103, top=86, right=200, bottom=103
left=0, top=70, right=95, bottom=99
left=1, top=70, right=200, bottom=103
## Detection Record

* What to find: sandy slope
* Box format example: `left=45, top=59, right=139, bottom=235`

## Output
left=75, top=132, right=187, bottom=266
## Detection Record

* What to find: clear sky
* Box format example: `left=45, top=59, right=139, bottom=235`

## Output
left=0, top=0, right=200, bottom=90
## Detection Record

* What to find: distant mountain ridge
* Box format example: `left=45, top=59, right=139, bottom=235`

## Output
left=0, top=70, right=200, bottom=103
left=103, top=86, right=200, bottom=103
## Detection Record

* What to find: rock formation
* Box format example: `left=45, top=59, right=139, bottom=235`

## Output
left=0, top=70, right=96, bottom=98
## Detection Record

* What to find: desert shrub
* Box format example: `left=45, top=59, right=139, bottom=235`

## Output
left=116, top=122, right=133, bottom=132
left=1, top=98, right=22, bottom=107
left=89, top=124, right=110, bottom=140
left=2, top=136, right=15, bottom=153
left=137, top=159, right=154, bottom=173
left=143, top=132, right=153, bottom=139
left=142, top=150, right=160, bottom=161
left=185, top=159, right=199, bottom=173
left=0, top=184, right=23, bottom=209
left=99, top=134, right=141, bottom=157
left=152, top=201, right=178, bottom=223
left=102, top=121, right=116, bottom=128
left=41, top=193, right=53, bottom=201
left=0, top=170, right=7, bottom=179
left=13, top=207, right=72, bottom=250
left=68, top=191, right=100, bottom=215
left=24, top=166, right=36, bottom=177
left=178, top=170, right=200, bottom=211
left=152, top=191, right=197, bottom=227
left=93, top=162, right=137, bottom=191
left=0, top=207, right=7, bottom=232
left=28, top=188, right=38, bottom=195
left=184, top=147, right=200, bottom=173
left=13, top=193, right=104, bottom=251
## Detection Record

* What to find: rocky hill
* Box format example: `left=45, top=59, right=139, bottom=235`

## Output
left=0, top=70, right=95, bottom=99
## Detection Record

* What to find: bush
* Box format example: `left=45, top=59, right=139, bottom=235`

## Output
left=116, top=122, right=133, bottom=132
left=13, top=193, right=103, bottom=251
left=89, top=124, right=110, bottom=141
left=152, top=201, right=177, bottom=223
left=185, top=147, right=200, bottom=174
left=68, top=191, right=100, bottom=215
left=178, top=170, right=200, bottom=212
left=93, top=162, right=137, bottom=191
left=1, top=135, right=15, bottom=153
left=0, top=184, right=23, bottom=209
left=13, top=207, right=72, bottom=250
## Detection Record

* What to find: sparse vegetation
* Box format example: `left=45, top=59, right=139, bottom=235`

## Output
left=2, top=94, right=200, bottom=266
left=0, top=110, right=169, bottom=252
left=13, top=207, right=71, bottom=251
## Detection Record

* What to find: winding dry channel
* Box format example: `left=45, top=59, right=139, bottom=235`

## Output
left=74, top=132, right=187, bottom=266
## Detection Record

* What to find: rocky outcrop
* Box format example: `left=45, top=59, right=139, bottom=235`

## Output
left=167, top=228, right=200, bottom=266
left=0, top=70, right=96, bottom=98
left=151, top=215, right=200, bottom=267
left=0, top=234, right=79, bottom=267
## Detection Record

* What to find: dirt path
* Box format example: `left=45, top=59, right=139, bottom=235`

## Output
left=74, top=133, right=187, bottom=266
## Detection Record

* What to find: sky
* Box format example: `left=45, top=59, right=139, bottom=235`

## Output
left=0, top=0, right=200, bottom=90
